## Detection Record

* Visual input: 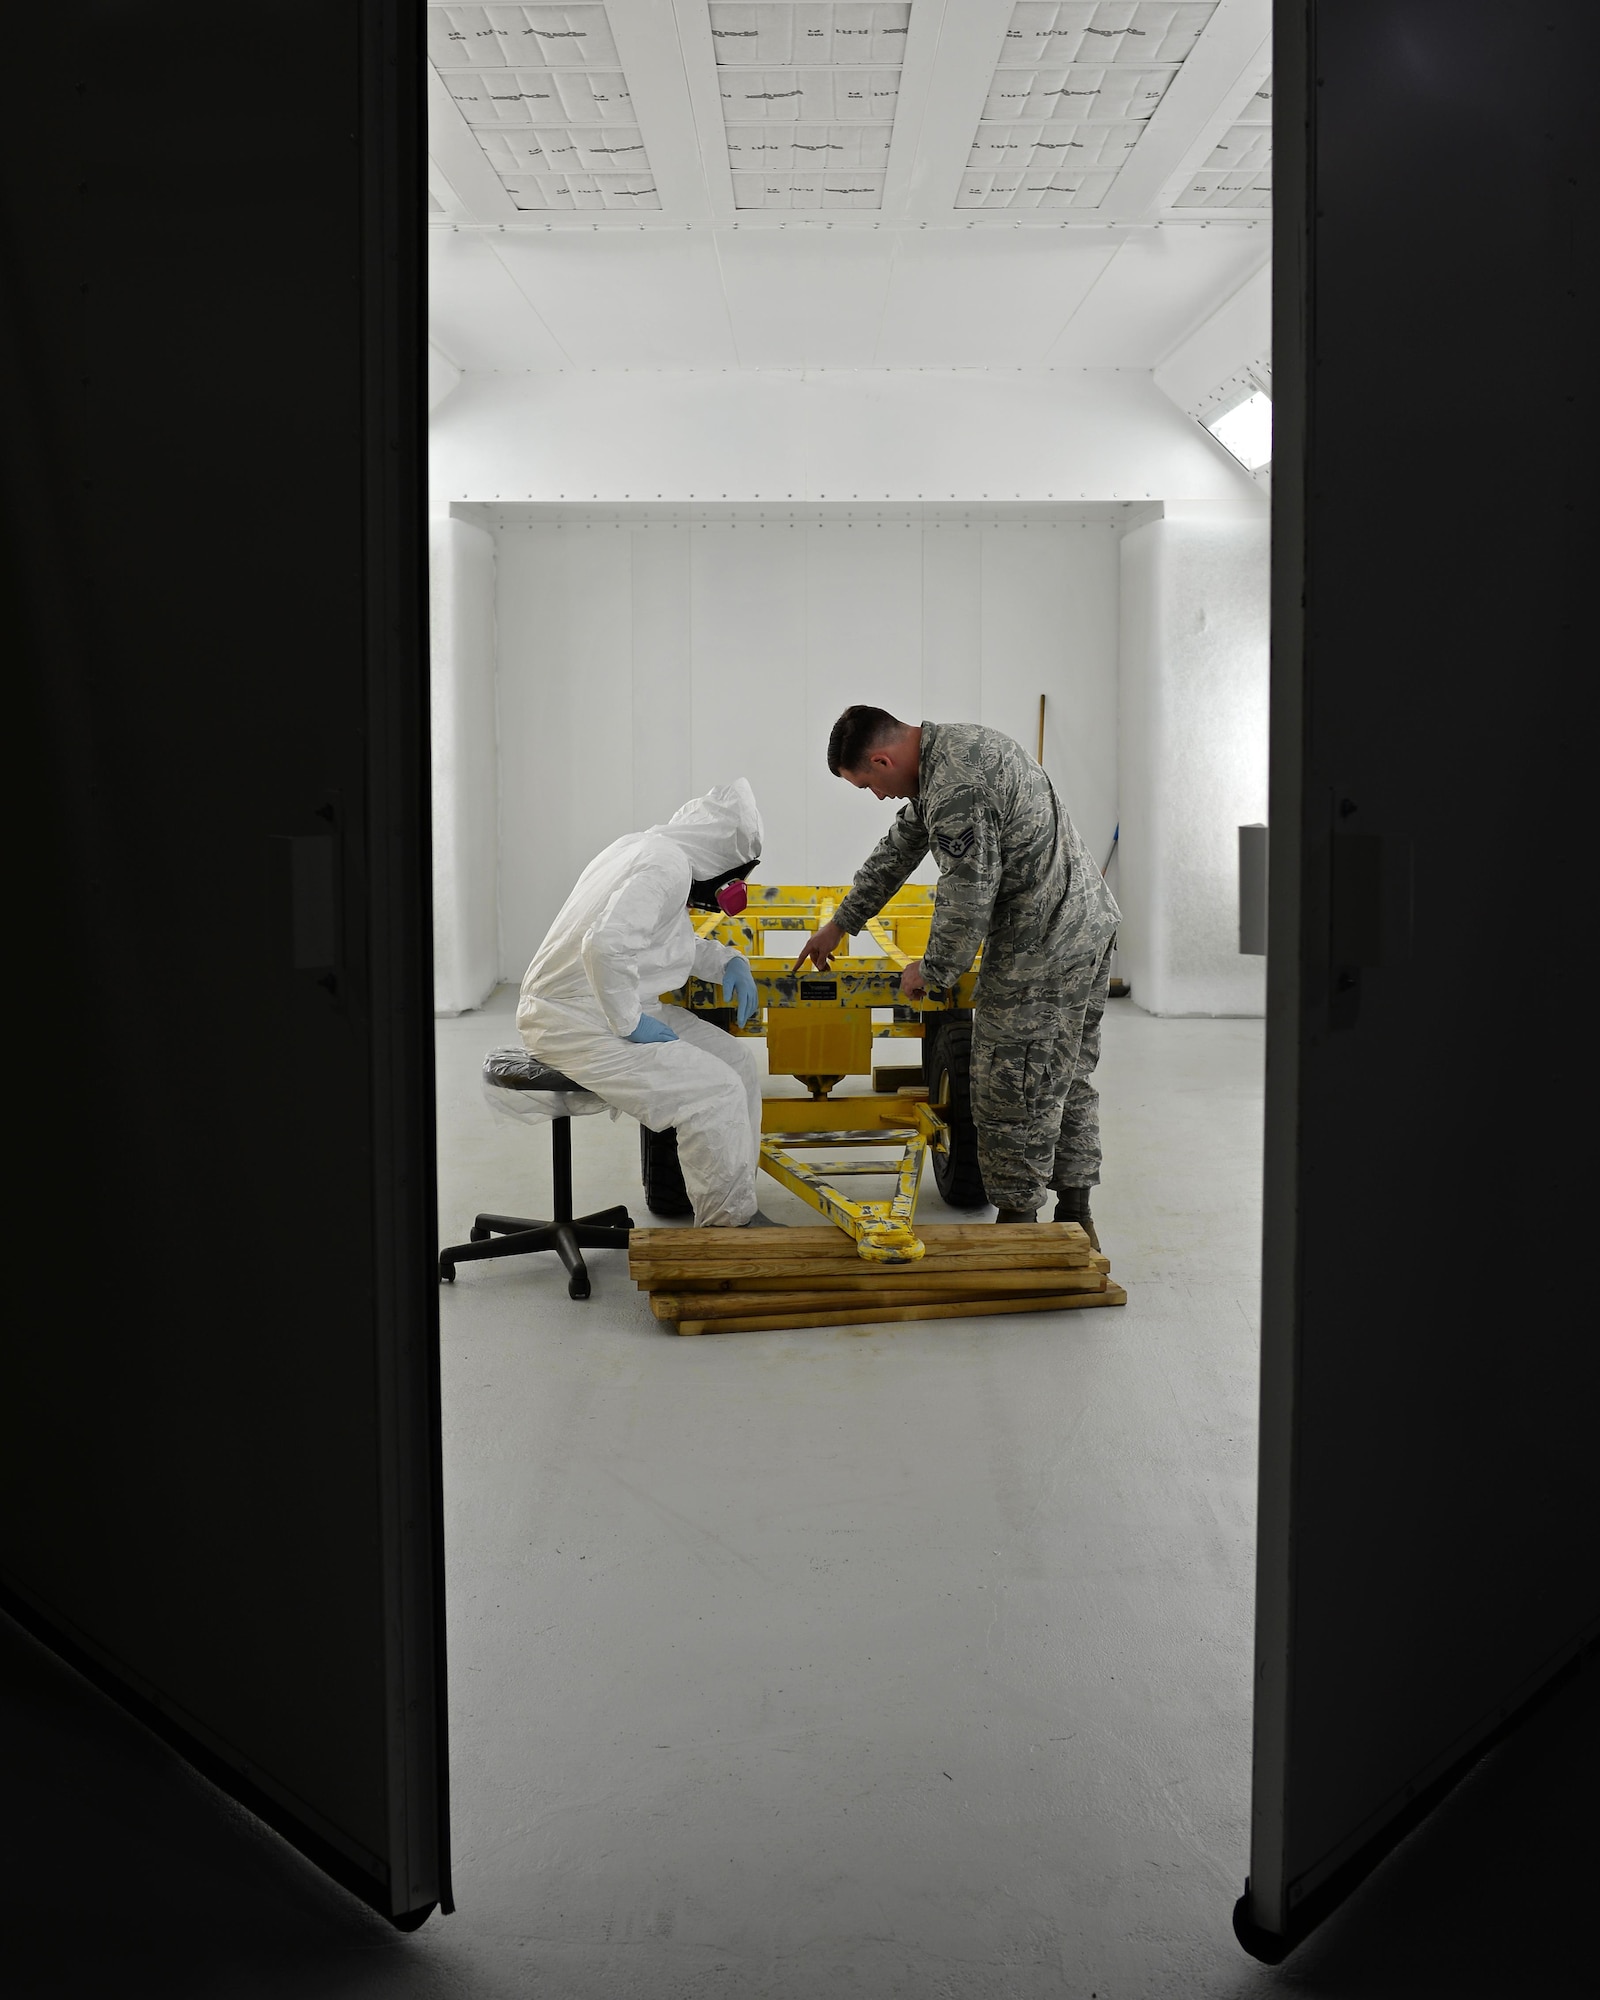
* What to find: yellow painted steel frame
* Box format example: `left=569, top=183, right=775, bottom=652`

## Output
left=670, top=883, right=980, bottom=1045
left=664, top=884, right=981, bottom=1261
left=759, top=1099, right=946, bottom=1263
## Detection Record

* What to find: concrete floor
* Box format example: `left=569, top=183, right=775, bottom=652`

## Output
left=6, top=993, right=1596, bottom=1997
left=429, top=992, right=1264, bottom=1998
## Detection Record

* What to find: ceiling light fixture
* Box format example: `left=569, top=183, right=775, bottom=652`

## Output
left=1204, top=388, right=1272, bottom=471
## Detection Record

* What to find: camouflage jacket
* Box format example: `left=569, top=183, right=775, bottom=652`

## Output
left=833, top=720, right=1120, bottom=996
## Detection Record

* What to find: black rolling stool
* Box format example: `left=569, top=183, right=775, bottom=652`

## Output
left=438, top=1049, right=635, bottom=1299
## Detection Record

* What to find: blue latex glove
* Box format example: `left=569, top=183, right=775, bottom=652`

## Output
left=722, top=956, right=760, bottom=1028
left=625, top=1014, right=678, bottom=1045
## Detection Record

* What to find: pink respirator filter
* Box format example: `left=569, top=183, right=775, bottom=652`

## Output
left=716, top=881, right=748, bottom=917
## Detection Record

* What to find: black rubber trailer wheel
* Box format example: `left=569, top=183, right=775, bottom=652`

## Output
left=924, top=1016, right=988, bottom=1209
left=639, top=1123, right=694, bottom=1217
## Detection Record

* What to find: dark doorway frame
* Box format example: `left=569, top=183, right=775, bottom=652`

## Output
left=0, top=0, right=450, bottom=1927
left=1239, top=0, right=1598, bottom=1960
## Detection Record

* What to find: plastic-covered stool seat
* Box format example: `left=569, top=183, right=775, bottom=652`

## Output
left=438, top=1049, right=634, bottom=1300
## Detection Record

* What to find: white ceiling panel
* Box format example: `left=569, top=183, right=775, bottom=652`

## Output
left=1197, top=122, right=1269, bottom=171
left=875, top=230, right=1119, bottom=365
left=967, top=120, right=1145, bottom=169
left=489, top=229, right=741, bottom=364
left=476, top=125, right=650, bottom=172
left=500, top=174, right=662, bottom=210
left=709, top=3, right=911, bottom=210
left=439, top=67, right=637, bottom=124
left=709, top=4, right=912, bottom=66
left=727, top=122, right=894, bottom=167
left=1172, top=167, right=1269, bottom=209
left=428, top=0, right=1273, bottom=374
left=730, top=171, right=887, bottom=209
left=431, top=3, right=662, bottom=210
left=960, top=2, right=1225, bottom=212
left=957, top=170, right=1118, bottom=209
left=713, top=228, right=898, bottom=364
left=1176, top=70, right=1271, bottom=207
left=428, top=228, right=574, bottom=367
left=1045, top=227, right=1267, bottom=363
left=428, top=5, right=622, bottom=68
left=1001, top=2, right=1216, bottom=66
left=979, top=65, right=1178, bottom=123
left=717, top=68, right=903, bottom=119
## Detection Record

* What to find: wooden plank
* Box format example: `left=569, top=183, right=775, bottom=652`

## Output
left=632, top=1248, right=1094, bottom=1285
left=673, top=1285, right=1128, bottom=1336
left=648, top=1265, right=1107, bottom=1298
left=629, top=1222, right=1092, bottom=1260
left=651, top=1271, right=1109, bottom=1319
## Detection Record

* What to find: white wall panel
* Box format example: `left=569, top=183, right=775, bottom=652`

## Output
left=429, top=215, right=1271, bottom=370
left=490, top=232, right=739, bottom=367
left=875, top=232, right=1116, bottom=365
left=428, top=229, right=571, bottom=370
left=1153, top=257, right=1271, bottom=411
left=629, top=529, right=694, bottom=829
left=920, top=526, right=983, bottom=724
left=429, top=518, right=500, bottom=1013
left=485, top=514, right=1129, bottom=976
left=496, top=528, right=634, bottom=977
left=1048, top=231, right=1268, bottom=366
left=803, top=522, right=925, bottom=887
left=690, top=528, right=809, bottom=880
left=712, top=229, right=898, bottom=367
left=430, top=367, right=1259, bottom=507
left=982, top=525, right=1120, bottom=879
left=1117, top=505, right=1268, bottom=1016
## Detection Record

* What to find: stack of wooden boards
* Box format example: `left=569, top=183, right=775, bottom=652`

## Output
left=629, top=1223, right=1126, bottom=1336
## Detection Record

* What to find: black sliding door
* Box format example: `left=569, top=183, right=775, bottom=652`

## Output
left=1242, top=0, right=1598, bottom=1957
left=0, top=1, right=449, bottom=1924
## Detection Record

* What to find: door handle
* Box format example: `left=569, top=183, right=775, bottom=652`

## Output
left=1328, top=795, right=1384, bottom=1030
left=269, top=792, right=344, bottom=1001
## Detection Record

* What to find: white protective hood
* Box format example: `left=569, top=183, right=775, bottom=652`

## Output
left=649, top=779, right=764, bottom=884
left=518, top=780, right=763, bottom=1045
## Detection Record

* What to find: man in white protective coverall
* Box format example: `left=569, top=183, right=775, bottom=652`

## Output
left=516, top=780, right=776, bottom=1229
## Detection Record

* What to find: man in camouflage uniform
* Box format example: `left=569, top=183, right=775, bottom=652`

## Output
left=796, top=707, right=1119, bottom=1240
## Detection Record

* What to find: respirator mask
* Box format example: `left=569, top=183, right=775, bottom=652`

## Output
left=688, top=861, right=756, bottom=916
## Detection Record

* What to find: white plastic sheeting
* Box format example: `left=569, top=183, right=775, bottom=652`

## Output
left=430, top=518, right=501, bottom=1015
left=489, top=511, right=1120, bottom=983
left=480, top=1045, right=609, bottom=1123
left=1116, top=502, right=1268, bottom=1016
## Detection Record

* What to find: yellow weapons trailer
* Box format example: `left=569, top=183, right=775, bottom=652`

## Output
left=643, top=883, right=986, bottom=1263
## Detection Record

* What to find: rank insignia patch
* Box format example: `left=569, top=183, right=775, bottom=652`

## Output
left=936, top=825, right=976, bottom=859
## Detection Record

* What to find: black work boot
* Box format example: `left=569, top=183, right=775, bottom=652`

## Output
left=993, top=1206, right=1039, bottom=1224
left=1052, top=1187, right=1101, bottom=1252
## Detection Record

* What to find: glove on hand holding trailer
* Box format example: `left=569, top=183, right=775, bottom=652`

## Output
left=721, top=956, right=760, bottom=1028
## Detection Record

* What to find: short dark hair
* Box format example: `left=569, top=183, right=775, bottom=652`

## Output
left=827, top=705, right=904, bottom=777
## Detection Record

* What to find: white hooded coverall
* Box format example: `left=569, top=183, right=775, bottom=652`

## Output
left=516, top=781, right=766, bottom=1228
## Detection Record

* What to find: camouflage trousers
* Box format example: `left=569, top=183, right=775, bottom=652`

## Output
left=970, top=937, right=1114, bottom=1212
